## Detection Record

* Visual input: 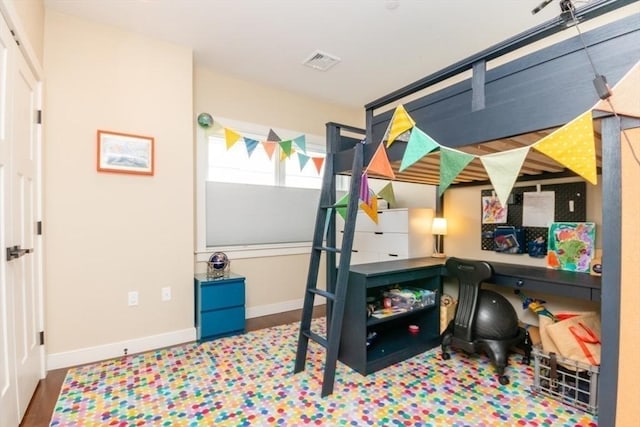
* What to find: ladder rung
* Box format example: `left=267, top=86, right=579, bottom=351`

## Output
left=314, top=246, right=341, bottom=253
left=320, top=204, right=349, bottom=209
left=303, top=330, right=328, bottom=348
left=309, top=288, right=336, bottom=301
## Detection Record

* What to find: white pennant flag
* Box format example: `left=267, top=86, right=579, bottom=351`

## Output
left=480, top=146, right=530, bottom=207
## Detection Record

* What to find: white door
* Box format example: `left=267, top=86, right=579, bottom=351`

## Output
left=0, top=10, right=43, bottom=427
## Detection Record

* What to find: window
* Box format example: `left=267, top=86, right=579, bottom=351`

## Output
left=207, top=134, right=325, bottom=189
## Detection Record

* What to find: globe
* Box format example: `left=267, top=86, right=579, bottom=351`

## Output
left=208, top=252, right=229, bottom=278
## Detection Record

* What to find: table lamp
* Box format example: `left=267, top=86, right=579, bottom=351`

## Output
left=431, top=217, right=448, bottom=258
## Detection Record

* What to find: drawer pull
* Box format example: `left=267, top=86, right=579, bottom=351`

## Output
left=516, top=279, right=524, bottom=287
left=374, top=231, right=384, bottom=235
left=388, top=253, right=399, bottom=257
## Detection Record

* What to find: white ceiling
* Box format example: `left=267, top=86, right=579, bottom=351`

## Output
left=44, top=0, right=572, bottom=109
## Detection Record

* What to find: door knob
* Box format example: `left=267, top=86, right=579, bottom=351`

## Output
left=6, top=245, right=33, bottom=261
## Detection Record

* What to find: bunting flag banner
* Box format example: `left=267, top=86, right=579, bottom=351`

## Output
left=335, top=193, right=349, bottom=220
left=263, top=141, right=277, bottom=160
left=243, top=137, right=260, bottom=157
left=439, top=147, right=476, bottom=196
left=480, top=146, right=530, bottom=207
left=400, top=127, right=440, bottom=171
left=377, top=182, right=396, bottom=208
left=360, top=172, right=371, bottom=205
left=279, top=140, right=293, bottom=158
left=224, top=128, right=242, bottom=149
left=298, top=153, right=310, bottom=171
left=366, top=142, right=396, bottom=179
left=267, top=129, right=281, bottom=142
left=312, top=156, right=324, bottom=173
left=593, top=60, right=640, bottom=118
left=360, top=192, right=379, bottom=224
left=533, top=110, right=597, bottom=185
left=293, top=135, right=307, bottom=153
left=386, top=105, right=416, bottom=147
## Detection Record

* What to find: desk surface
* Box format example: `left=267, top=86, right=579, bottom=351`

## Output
left=349, top=257, right=601, bottom=301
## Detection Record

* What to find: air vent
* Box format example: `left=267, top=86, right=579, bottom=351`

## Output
left=302, top=50, right=341, bottom=71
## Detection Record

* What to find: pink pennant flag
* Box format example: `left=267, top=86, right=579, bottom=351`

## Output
left=262, top=141, right=277, bottom=160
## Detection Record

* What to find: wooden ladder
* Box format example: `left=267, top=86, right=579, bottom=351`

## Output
left=293, top=141, right=364, bottom=397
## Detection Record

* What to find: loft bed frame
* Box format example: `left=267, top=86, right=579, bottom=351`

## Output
left=325, top=1, right=640, bottom=424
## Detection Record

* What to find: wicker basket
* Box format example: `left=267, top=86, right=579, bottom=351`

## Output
left=531, top=347, right=599, bottom=415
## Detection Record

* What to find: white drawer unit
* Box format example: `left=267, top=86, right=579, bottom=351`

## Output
left=337, top=208, right=434, bottom=265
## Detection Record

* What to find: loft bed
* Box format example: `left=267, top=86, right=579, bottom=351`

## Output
left=325, top=1, right=639, bottom=424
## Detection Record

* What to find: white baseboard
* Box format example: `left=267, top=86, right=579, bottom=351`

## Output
left=47, top=301, right=322, bottom=370
left=246, top=298, right=323, bottom=319
left=47, top=327, right=196, bottom=370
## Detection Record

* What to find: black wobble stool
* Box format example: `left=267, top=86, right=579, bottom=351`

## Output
left=441, top=257, right=531, bottom=385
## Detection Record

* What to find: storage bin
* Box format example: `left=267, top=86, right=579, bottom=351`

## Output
left=531, top=347, right=599, bottom=415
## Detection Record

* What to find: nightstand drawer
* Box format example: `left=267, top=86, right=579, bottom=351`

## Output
left=200, top=306, right=245, bottom=338
left=200, top=281, right=245, bottom=311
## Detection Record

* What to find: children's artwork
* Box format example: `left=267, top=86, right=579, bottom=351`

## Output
left=482, top=196, right=507, bottom=224
left=546, top=222, right=596, bottom=273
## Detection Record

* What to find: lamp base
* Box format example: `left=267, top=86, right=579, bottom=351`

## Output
left=432, top=252, right=446, bottom=258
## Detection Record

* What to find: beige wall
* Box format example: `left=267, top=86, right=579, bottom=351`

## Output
left=8, top=0, right=43, bottom=64
left=43, top=11, right=194, bottom=354
left=617, top=127, right=640, bottom=425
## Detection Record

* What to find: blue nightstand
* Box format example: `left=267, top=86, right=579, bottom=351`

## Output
left=194, top=272, right=246, bottom=342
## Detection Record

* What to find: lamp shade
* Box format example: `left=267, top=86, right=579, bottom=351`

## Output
left=431, top=217, right=448, bottom=235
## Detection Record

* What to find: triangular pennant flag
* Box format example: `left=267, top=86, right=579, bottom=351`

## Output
left=267, top=129, right=281, bottom=142
left=533, top=110, right=597, bottom=184
left=480, top=146, right=530, bottom=207
left=593, top=61, right=640, bottom=118
left=366, top=142, right=396, bottom=179
left=439, top=147, right=476, bottom=196
left=297, top=153, right=310, bottom=170
left=224, top=128, right=242, bottom=149
left=312, top=156, right=324, bottom=173
left=279, top=140, right=293, bottom=158
left=293, top=135, right=307, bottom=153
left=400, top=127, right=440, bottom=171
left=262, top=141, right=277, bottom=160
left=360, top=172, right=371, bottom=205
left=387, top=105, right=416, bottom=147
left=243, top=137, right=260, bottom=157
left=377, top=182, right=396, bottom=208
left=335, top=193, right=349, bottom=220
left=360, top=194, right=379, bottom=224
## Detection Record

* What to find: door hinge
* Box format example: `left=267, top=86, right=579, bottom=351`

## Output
left=39, top=331, right=45, bottom=345
left=36, top=110, right=42, bottom=124
left=37, top=221, right=42, bottom=235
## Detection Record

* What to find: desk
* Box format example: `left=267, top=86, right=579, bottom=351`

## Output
left=338, top=257, right=601, bottom=375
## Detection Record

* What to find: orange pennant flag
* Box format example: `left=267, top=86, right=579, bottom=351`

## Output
left=224, top=128, right=242, bottom=149
left=312, top=156, right=325, bottom=174
left=360, top=194, right=379, bottom=224
left=366, top=142, right=396, bottom=179
left=593, top=61, right=640, bottom=118
left=262, top=141, right=277, bottom=160
left=533, top=111, right=597, bottom=185
left=387, top=105, right=416, bottom=147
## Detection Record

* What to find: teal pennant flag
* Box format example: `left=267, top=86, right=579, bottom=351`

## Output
left=480, top=146, right=530, bottom=207
left=243, top=137, right=260, bottom=157
left=399, top=127, right=440, bottom=171
left=293, top=135, right=306, bottom=153
left=298, top=153, right=310, bottom=170
left=439, top=147, right=476, bottom=196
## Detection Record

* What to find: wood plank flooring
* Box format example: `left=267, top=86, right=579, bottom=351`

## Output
left=19, top=306, right=325, bottom=427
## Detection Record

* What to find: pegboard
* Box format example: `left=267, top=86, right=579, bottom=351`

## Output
left=480, top=182, right=587, bottom=252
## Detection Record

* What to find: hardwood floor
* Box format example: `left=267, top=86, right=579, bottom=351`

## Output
left=19, top=306, right=325, bottom=427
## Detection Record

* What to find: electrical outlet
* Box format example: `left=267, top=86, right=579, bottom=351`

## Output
left=161, top=286, right=171, bottom=301
left=128, top=291, right=139, bottom=306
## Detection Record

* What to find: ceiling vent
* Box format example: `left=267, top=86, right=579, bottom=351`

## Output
left=302, top=50, right=341, bottom=71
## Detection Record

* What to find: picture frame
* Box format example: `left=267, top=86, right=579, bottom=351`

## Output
left=97, top=130, right=154, bottom=176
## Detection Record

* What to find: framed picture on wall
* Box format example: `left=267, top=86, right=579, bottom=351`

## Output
left=97, top=130, right=154, bottom=176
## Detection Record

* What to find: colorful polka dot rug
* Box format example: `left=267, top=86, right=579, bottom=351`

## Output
left=50, top=319, right=597, bottom=426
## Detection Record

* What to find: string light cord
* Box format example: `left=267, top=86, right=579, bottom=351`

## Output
left=566, top=2, right=640, bottom=167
